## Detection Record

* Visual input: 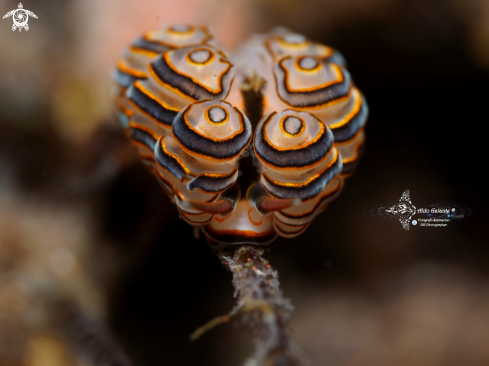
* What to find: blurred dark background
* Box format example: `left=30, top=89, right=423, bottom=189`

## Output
left=1, top=0, right=488, bottom=365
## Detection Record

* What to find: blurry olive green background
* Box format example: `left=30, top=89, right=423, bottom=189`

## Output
left=1, top=0, right=488, bottom=365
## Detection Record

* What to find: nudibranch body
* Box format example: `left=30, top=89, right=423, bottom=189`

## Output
left=113, top=25, right=368, bottom=245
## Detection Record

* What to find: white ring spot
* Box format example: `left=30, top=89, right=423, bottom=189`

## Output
left=189, top=49, right=212, bottom=64
left=208, top=106, right=227, bottom=123
left=283, top=116, right=303, bottom=135
left=283, top=33, right=306, bottom=44
left=298, top=57, right=319, bottom=70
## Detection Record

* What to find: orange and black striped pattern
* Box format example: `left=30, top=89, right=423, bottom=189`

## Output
left=113, top=25, right=368, bottom=244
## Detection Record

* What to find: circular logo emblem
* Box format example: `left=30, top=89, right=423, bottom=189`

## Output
left=13, top=9, right=28, bottom=28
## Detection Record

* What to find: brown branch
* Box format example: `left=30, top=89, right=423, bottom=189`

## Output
left=193, top=245, right=305, bottom=366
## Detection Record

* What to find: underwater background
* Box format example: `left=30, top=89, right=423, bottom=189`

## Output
left=0, top=0, right=488, bottom=365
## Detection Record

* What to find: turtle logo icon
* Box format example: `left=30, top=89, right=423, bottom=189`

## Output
left=384, top=190, right=416, bottom=231
left=3, top=3, right=37, bottom=32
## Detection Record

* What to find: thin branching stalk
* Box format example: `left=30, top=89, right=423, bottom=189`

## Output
left=193, top=245, right=305, bottom=366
